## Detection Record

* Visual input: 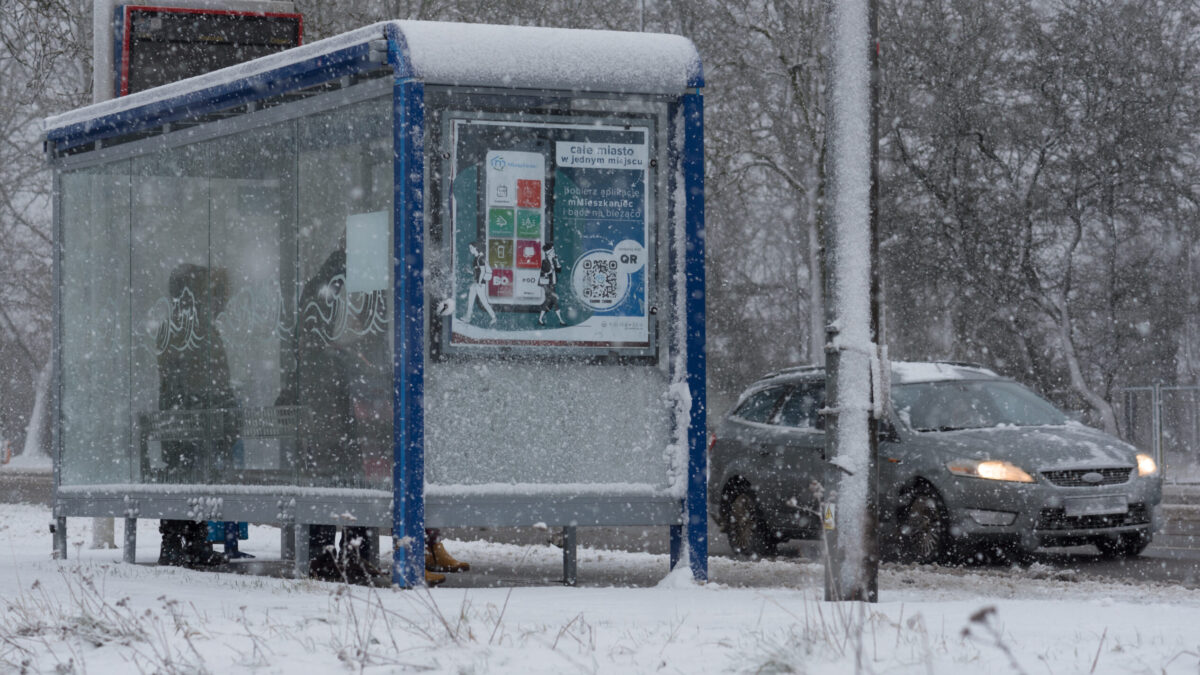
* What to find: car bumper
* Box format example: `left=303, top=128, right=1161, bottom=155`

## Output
left=941, top=476, right=1163, bottom=551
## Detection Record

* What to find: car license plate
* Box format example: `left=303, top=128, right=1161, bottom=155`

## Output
left=1063, top=495, right=1128, bottom=517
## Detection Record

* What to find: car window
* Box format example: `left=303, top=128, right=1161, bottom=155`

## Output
left=891, top=380, right=1067, bottom=431
left=777, top=383, right=824, bottom=429
left=733, top=386, right=787, bottom=423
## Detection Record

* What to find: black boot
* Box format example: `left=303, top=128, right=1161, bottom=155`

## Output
left=341, top=527, right=382, bottom=584
left=158, top=520, right=187, bottom=566
left=181, top=521, right=226, bottom=568
left=308, top=525, right=343, bottom=582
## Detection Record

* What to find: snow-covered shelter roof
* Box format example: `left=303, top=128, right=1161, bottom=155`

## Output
left=44, top=20, right=703, bottom=151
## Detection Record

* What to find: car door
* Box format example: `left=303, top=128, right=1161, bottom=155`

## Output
left=757, top=381, right=826, bottom=533
left=717, top=385, right=790, bottom=495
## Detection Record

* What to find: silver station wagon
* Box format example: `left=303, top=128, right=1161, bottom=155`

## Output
left=708, top=362, right=1163, bottom=563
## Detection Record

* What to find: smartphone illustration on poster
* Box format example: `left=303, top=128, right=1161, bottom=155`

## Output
left=484, top=150, right=545, bottom=306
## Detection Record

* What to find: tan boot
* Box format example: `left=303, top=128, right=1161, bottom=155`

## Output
left=427, top=540, right=470, bottom=573
left=425, top=569, right=446, bottom=586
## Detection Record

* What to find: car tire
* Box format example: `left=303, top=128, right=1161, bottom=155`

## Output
left=726, top=491, right=778, bottom=559
left=897, top=489, right=949, bottom=565
left=1095, top=532, right=1150, bottom=559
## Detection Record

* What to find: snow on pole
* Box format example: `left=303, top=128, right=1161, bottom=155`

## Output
left=825, top=0, right=875, bottom=601
left=93, top=0, right=116, bottom=103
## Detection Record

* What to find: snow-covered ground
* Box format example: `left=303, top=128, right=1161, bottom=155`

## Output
left=2, top=503, right=1200, bottom=674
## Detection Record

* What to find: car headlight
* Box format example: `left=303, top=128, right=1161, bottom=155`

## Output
left=1137, top=453, right=1158, bottom=476
left=946, top=459, right=1035, bottom=483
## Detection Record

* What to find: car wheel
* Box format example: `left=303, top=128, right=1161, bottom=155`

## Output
left=897, top=489, right=949, bottom=565
left=726, top=491, right=777, bottom=559
left=1095, top=532, right=1150, bottom=559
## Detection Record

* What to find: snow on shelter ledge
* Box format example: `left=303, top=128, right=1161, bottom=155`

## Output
left=43, top=20, right=704, bottom=135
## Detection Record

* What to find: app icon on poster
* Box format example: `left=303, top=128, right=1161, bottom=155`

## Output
left=488, top=239, right=514, bottom=267
left=488, top=268, right=513, bottom=297
left=516, top=240, right=542, bottom=269
left=517, top=179, right=542, bottom=208
left=488, top=208, right=514, bottom=237
left=514, top=269, right=542, bottom=300
left=516, top=209, right=541, bottom=238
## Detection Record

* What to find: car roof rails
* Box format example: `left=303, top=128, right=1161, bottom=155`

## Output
left=932, top=360, right=998, bottom=374
left=759, top=364, right=825, bottom=380
left=759, top=360, right=998, bottom=383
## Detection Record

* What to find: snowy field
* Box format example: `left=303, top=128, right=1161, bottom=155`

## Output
left=3, top=503, right=1200, bottom=674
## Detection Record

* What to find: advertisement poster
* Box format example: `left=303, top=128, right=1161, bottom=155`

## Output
left=447, top=119, right=653, bottom=353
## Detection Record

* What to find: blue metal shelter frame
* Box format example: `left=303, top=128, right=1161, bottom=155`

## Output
left=46, top=21, right=706, bottom=587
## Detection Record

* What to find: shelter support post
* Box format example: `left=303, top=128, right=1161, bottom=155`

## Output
left=682, top=91, right=708, bottom=582
left=123, top=518, right=137, bottom=563
left=389, top=64, right=427, bottom=588
left=53, top=516, right=66, bottom=559
left=281, top=524, right=295, bottom=563
left=562, top=526, right=577, bottom=586
left=294, top=525, right=311, bottom=578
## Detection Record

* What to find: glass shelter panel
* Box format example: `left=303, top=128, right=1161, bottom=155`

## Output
left=58, top=94, right=393, bottom=489
left=289, top=98, right=394, bottom=490
left=60, top=163, right=133, bottom=485
left=208, top=124, right=297, bottom=482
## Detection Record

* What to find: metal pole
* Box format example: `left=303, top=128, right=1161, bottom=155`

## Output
left=1154, top=383, right=1164, bottom=480
left=863, top=0, right=882, bottom=601
left=823, top=0, right=880, bottom=603
left=93, top=0, right=117, bottom=102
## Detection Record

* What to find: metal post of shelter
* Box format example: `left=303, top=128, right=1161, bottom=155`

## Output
left=389, top=26, right=426, bottom=588
left=562, top=526, right=578, bottom=586
left=123, top=518, right=137, bottom=563
left=53, top=516, right=66, bottom=559
left=682, top=90, right=708, bottom=581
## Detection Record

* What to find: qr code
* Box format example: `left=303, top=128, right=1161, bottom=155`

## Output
left=581, top=258, right=619, bottom=301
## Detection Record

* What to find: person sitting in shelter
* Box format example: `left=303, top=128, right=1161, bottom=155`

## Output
left=281, top=242, right=469, bottom=585
left=156, top=263, right=239, bottom=568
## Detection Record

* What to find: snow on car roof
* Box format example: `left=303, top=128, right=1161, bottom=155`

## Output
left=890, top=361, right=999, bottom=383
left=45, top=20, right=703, bottom=133
left=756, top=361, right=1000, bottom=386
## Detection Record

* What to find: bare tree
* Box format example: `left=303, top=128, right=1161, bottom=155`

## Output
left=0, top=0, right=90, bottom=456
left=882, top=0, right=1200, bottom=431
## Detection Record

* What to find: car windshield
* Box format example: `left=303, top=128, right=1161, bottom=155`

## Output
left=891, top=380, right=1067, bottom=431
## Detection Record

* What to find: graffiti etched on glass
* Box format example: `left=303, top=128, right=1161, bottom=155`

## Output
left=301, top=273, right=388, bottom=345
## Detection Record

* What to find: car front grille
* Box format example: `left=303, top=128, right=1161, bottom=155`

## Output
left=1035, top=503, right=1150, bottom=531
left=1040, top=467, right=1132, bottom=487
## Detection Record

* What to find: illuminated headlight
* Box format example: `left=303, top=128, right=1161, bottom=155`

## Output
left=946, top=459, right=1035, bottom=483
left=967, top=509, right=1018, bottom=526
left=1137, top=453, right=1158, bottom=476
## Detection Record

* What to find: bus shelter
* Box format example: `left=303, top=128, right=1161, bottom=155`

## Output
left=45, top=20, right=707, bottom=587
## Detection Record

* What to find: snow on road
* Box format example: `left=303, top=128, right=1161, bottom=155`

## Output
left=2, top=503, right=1199, bottom=674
